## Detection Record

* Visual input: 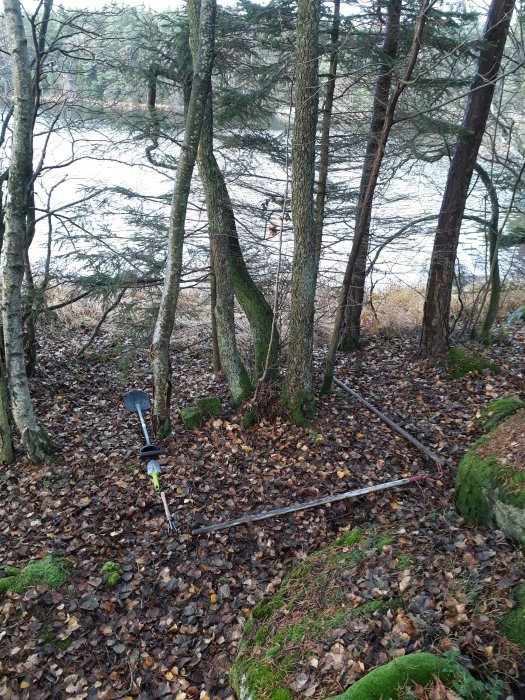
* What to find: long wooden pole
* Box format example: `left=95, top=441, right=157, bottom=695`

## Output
left=334, top=377, right=445, bottom=467
left=192, top=475, right=427, bottom=535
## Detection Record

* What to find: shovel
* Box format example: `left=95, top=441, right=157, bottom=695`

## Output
left=124, top=389, right=162, bottom=459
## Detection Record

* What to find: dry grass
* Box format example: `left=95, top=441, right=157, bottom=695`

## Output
left=42, top=281, right=525, bottom=349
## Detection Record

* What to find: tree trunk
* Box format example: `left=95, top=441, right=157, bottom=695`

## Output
left=419, top=0, right=516, bottom=357
left=314, top=0, right=340, bottom=267
left=151, top=0, right=216, bottom=436
left=475, top=162, right=500, bottom=345
left=284, top=0, right=320, bottom=424
left=339, top=0, right=402, bottom=351
left=2, top=0, right=52, bottom=461
left=198, top=96, right=252, bottom=405
left=322, top=0, right=429, bottom=392
left=210, top=267, right=221, bottom=372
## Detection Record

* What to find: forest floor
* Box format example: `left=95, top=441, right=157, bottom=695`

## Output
left=0, top=321, right=524, bottom=699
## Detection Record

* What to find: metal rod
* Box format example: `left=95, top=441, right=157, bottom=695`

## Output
left=333, top=377, right=445, bottom=466
left=135, top=403, right=151, bottom=445
left=161, top=492, right=172, bottom=520
left=192, top=475, right=426, bottom=535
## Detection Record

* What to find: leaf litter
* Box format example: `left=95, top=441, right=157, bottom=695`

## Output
left=0, top=325, right=523, bottom=699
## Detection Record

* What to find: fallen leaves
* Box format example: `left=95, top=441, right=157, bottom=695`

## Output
left=0, top=328, right=523, bottom=698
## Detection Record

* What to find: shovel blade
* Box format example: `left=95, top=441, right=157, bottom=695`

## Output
left=124, top=390, right=150, bottom=412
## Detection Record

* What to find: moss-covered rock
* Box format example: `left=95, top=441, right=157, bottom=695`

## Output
left=196, top=396, right=223, bottom=417
left=456, top=410, right=525, bottom=545
left=327, top=653, right=485, bottom=700
left=501, top=583, right=525, bottom=650
left=180, top=397, right=223, bottom=429
left=476, top=396, right=524, bottom=433
left=180, top=406, right=205, bottom=429
left=0, top=556, right=69, bottom=594
left=442, top=345, right=500, bottom=379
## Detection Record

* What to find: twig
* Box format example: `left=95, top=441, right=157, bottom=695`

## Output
left=77, top=289, right=126, bottom=355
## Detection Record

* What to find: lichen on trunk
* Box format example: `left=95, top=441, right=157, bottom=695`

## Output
left=2, top=0, right=52, bottom=461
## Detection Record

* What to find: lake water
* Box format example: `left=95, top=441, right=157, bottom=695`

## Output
left=26, top=123, right=504, bottom=292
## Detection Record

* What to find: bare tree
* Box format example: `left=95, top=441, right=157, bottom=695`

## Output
left=151, top=0, right=216, bottom=436
left=419, top=0, right=516, bottom=357
left=284, top=0, right=320, bottom=424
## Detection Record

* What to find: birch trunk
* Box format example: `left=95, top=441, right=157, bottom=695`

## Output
left=284, top=0, right=320, bottom=423
left=151, top=0, right=216, bottom=436
left=2, top=0, right=52, bottom=460
left=419, top=0, right=516, bottom=357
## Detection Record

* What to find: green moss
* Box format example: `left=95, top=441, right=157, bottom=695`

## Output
left=55, top=637, right=73, bottom=651
left=196, top=396, right=223, bottom=417
left=282, top=389, right=316, bottom=427
left=243, top=618, right=255, bottom=635
left=181, top=397, right=224, bottom=429
left=255, top=624, right=272, bottom=646
left=375, top=536, right=393, bottom=549
left=232, top=527, right=407, bottom=699
left=442, top=345, right=500, bottom=379
left=37, top=629, right=55, bottom=643
left=282, top=560, right=314, bottom=585
left=101, top=561, right=121, bottom=587
left=327, top=652, right=485, bottom=700
left=0, top=556, right=69, bottom=594
left=334, top=528, right=363, bottom=547
left=243, top=407, right=259, bottom=428
left=180, top=406, right=204, bottom=429
left=36, top=629, right=72, bottom=652
left=229, top=659, right=291, bottom=700
left=501, top=584, right=525, bottom=650
left=251, top=591, right=285, bottom=621
left=477, top=397, right=524, bottom=433
left=396, top=555, right=414, bottom=570
left=272, top=622, right=309, bottom=646
left=456, top=421, right=525, bottom=527
left=4, top=565, right=19, bottom=576
left=455, top=450, right=498, bottom=527
left=352, top=599, right=397, bottom=616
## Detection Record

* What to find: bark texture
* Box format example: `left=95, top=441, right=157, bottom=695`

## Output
left=339, top=0, right=401, bottom=351
left=475, top=162, right=500, bottom=345
left=198, top=97, right=252, bottom=405
left=151, top=0, right=216, bottom=435
left=323, top=0, right=428, bottom=392
left=285, top=0, right=320, bottom=422
left=2, top=0, right=51, bottom=461
left=419, top=0, right=516, bottom=357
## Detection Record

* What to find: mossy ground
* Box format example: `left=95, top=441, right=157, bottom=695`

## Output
left=0, top=556, right=69, bottom=594
left=231, top=528, right=408, bottom=699
left=476, top=397, right=524, bottom=433
left=441, top=346, right=500, bottom=380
